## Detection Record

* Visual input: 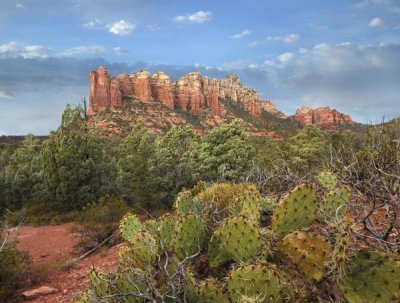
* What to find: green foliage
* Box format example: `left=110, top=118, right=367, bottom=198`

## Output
left=74, top=195, right=129, bottom=251
left=188, top=119, right=255, bottom=182
left=173, top=190, right=203, bottom=217
left=339, top=251, right=400, bottom=303
left=117, top=120, right=160, bottom=209
left=42, top=104, right=113, bottom=211
left=271, top=184, right=317, bottom=238
left=320, top=187, right=349, bottom=218
left=159, top=214, right=176, bottom=251
left=0, top=236, right=32, bottom=300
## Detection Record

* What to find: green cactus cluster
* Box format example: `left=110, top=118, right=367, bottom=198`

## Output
left=317, top=171, right=337, bottom=190
left=76, top=181, right=400, bottom=303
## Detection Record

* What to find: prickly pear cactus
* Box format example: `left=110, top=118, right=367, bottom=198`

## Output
left=272, top=184, right=317, bottom=238
left=234, top=195, right=262, bottom=222
left=159, top=214, right=176, bottom=251
left=196, top=279, right=229, bottom=303
left=317, top=171, right=337, bottom=190
left=120, top=213, right=142, bottom=244
left=321, top=187, right=349, bottom=218
left=260, top=197, right=277, bottom=213
left=115, top=269, right=147, bottom=303
left=208, top=229, right=231, bottom=268
left=218, top=216, right=262, bottom=263
left=130, top=230, right=158, bottom=267
left=279, top=230, right=332, bottom=282
left=174, top=190, right=202, bottom=217
left=226, top=263, right=283, bottom=303
left=88, top=268, right=109, bottom=298
left=143, top=219, right=158, bottom=238
left=174, top=213, right=206, bottom=260
left=339, top=251, right=400, bottom=303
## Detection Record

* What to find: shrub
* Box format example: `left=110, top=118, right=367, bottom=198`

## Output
left=0, top=233, right=32, bottom=300
left=73, top=195, right=130, bottom=252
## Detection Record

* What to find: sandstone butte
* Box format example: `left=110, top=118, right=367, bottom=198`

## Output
left=88, top=66, right=354, bottom=136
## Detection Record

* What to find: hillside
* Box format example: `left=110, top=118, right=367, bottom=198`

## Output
left=88, top=66, right=358, bottom=138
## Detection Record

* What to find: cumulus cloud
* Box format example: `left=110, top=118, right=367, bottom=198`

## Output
left=83, top=19, right=102, bottom=29
left=278, top=52, right=294, bottom=64
left=16, top=3, right=28, bottom=10
left=266, top=34, right=300, bottom=43
left=0, top=42, right=50, bottom=59
left=107, top=20, right=136, bottom=35
left=174, top=11, right=212, bottom=24
left=0, top=90, right=14, bottom=99
left=59, top=45, right=106, bottom=57
left=230, top=29, right=251, bottom=40
left=369, top=17, right=384, bottom=27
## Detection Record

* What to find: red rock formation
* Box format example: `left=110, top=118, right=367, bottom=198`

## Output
left=110, top=79, right=122, bottom=107
left=131, top=71, right=152, bottom=102
left=204, top=76, right=224, bottom=116
left=260, top=100, right=286, bottom=118
left=294, top=106, right=354, bottom=128
left=90, top=66, right=111, bottom=111
left=174, top=72, right=206, bottom=115
left=115, top=74, right=133, bottom=96
left=150, top=72, right=174, bottom=110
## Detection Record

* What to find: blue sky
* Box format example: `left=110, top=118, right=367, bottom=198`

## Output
left=0, top=0, right=399, bottom=134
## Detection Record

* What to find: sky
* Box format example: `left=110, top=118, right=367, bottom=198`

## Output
left=0, top=0, right=399, bottom=135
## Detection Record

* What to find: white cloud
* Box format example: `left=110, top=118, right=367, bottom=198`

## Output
left=107, top=20, right=136, bottom=35
left=230, top=29, right=251, bottom=40
left=174, top=11, right=212, bottom=24
left=16, top=3, right=28, bottom=10
left=0, top=42, right=49, bottom=59
left=83, top=19, right=102, bottom=29
left=146, top=24, right=160, bottom=31
left=112, top=47, right=126, bottom=55
left=369, top=17, right=384, bottom=27
left=0, top=42, right=19, bottom=58
left=249, top=41, right=260, bottom=47
left=0, top=90, right=14, bottom=100
left=22, top=45, right=50, bottom=59
left=278, top=52, right=294, bottom=64
left=267, top=34, right=300, bottom=43
left=59, top=45, right=106, bottom=57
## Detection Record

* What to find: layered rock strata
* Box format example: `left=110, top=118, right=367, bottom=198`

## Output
left=294, top=106, right=353, bottom=128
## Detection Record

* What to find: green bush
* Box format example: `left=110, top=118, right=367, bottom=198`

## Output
left=0, top=242, right=32, bottom=300
left=73, top=195, right=130, bottom=252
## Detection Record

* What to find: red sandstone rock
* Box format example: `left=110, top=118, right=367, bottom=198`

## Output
left=150, top=72, right=174, bottom=110
left=204, top=76, right=224, bottom=116
left=89, top=66, right=111, bottom=111
left=260, top=100, right=286, bottom=118
left=115, top=73, right=133, bottom=96
left=294, top=106, right=354, bottom=128
left=110, top=79, right=122, bottom=107
left=131, top=71, right=152, bottom=102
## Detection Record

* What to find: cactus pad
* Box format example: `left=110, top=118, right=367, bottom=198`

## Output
left=196, top=279, right=229, bottom=303
left=317, top=171, right=337, bottom=190
left=227, top=263, right=283, bottom=303
left=130, top=230, right=158, bottom=267
left=339, top=251, right=400, bottom=303
left=272, top=185, right=317, bottom=238
left=88, top=268, right=109, bottom=298
left=174, top=213, right=206, bottom=260
left=218, top=216, right=262, bottom=263
left=174, top=190, right=203, bottom=217
left=321, top=187, right=349, bottom=218
left=208, top=229, right=231, bottom=268
left=120, top=213, right=142, bottom=244
left=279, top=230, right=332, bottom=282
left=159, top=214, right=176, bottom=251
left=234, top=195, right=262, bottom=222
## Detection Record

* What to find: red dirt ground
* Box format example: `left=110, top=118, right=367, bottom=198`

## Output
left=11, top=224, right=119, bottom=303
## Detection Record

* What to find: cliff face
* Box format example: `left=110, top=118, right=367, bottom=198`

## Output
left=293, top=106, right=354, bottom=128
left=89, top=66, right=263, bottom=118
left=89, top=66, right=355, bottom=136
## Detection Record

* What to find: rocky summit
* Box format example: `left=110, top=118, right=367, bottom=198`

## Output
left=88, top=66, right=355, bottom=138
